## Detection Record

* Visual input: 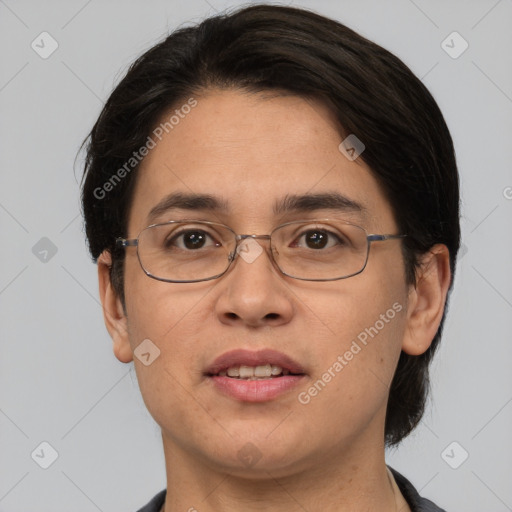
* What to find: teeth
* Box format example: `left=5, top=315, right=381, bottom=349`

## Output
left=218, top=364, right=286, bottom=379
left=227, top=367, right=240, bottom=377
left=255, top=364, right=272, bottom=377
left=239, top=365, right=254, bottom=379
left=270, top=365, right=282, bottom=376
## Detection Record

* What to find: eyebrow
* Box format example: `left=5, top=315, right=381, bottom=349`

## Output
left=146, top=191, right=366, bottom=223
left=273, top=193, right=366, bottom=216
left=147, top=192, right=229, bottom=223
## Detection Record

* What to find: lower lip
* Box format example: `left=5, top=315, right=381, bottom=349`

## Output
left=208, top=375, right=305, bottom=402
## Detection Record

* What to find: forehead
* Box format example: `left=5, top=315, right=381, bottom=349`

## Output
left=127, top=89, right=395, bottom=233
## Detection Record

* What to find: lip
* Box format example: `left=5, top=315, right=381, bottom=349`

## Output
left=209, top=375, right=305, bottom=402
left=205, top=349, right=307, bottom=403
left=205, top=348, right=306, bottom=376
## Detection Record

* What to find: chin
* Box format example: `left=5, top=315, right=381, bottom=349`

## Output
left=210, top=448, right=308, bottom=479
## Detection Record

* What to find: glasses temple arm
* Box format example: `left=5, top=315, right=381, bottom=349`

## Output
left=115, top=237, right=139, bottom=247
left=367, top=234, right=407, bottom=242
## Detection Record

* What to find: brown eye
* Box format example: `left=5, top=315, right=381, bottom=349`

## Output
left=293, top=229, right=342, bottom=250
left=182, top=231, right=207, bottom=249
left=304, top=230, right=328, bottom=249
left=166, top=230, right=218, bottom=250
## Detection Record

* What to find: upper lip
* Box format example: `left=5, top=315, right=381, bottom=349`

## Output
left=205, top=349, right=306, bottom=376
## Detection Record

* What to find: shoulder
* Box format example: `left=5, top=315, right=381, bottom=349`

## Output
left=135, top=489, right=166, bottom=512
left=389, top=466, right=447, bottom=512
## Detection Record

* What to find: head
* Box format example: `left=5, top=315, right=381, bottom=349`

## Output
left=81, top=3, right=459, bottom=466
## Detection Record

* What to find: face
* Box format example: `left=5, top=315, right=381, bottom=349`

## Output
left=115, top=89, right=413, bottom=476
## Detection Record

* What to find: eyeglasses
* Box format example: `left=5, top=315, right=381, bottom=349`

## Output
left=115, top=219, right=406, bottom=283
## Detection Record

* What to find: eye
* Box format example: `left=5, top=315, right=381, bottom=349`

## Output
left=292, top=229, right=344, bottom=250
left=166, top=229, right=220, bottom=250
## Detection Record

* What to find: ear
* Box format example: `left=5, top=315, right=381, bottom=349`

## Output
left=402, top=244, right=452, bottom=356
left=97, top=250, right=133, bottom=363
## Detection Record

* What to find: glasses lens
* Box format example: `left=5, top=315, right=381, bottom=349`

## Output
left=137, top=222, right=234, bottom=282
left=272, top=220, right=369, bottom=280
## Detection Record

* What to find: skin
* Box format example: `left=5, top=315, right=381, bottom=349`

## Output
left=97, top=89, right=451, bottom=511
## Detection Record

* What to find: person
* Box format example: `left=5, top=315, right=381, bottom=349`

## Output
left=80, top=4, right=459, bottom=511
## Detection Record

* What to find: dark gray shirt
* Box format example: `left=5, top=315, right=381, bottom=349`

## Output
left=136, top=467, right=446, bottom=511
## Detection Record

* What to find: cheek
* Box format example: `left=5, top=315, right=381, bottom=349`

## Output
left=123, top=255, right=212, bottom=343
left=293, top=271, right=408, bottom=430
left=124, top=291, right=208, bottom=434
left=323, top=288, right=405, bottom=377
left=122, top=260, right=209, bottom=397
left=296, top=311, right=406, bottom=444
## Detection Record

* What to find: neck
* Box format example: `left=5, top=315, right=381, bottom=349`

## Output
left=159, top=428, right=409, bottom=512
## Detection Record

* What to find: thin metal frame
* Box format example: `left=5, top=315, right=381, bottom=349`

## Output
left=115, top=219, right=406, bottom=283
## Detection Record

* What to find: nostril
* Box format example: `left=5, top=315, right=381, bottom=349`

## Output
left=265, top=313, right=280, bottom=320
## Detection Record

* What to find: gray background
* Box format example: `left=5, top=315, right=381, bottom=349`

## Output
left=0, top=0, right=511, bottom=510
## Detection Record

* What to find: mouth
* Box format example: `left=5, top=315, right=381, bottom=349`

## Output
left=212, top=363, right=301, bottom=380
left=204, top=349, right=307, bottom=402
left=205, top=348, right=306, bottom=378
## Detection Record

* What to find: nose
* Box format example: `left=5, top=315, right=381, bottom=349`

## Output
left=214, top=238, right=294, bottom=328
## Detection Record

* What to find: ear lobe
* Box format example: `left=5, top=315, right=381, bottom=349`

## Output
left=97, top=250, right=133, bottom=363
left=402, top=244, right=452, bottom=356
